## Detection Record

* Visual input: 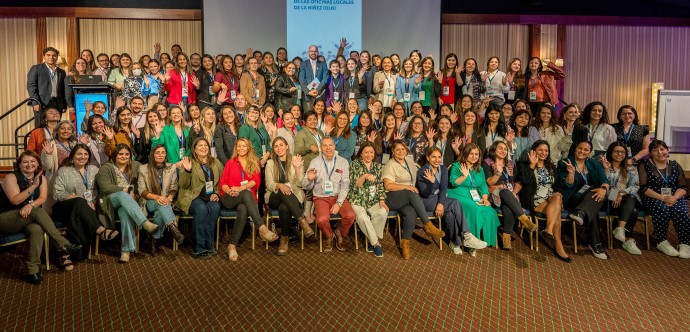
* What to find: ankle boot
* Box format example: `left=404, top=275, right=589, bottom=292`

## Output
left=299, top=217, right=314, bottom=238
left=149, top=238, right=158, bottom=257
left=167, top=222, right=185, bottom=244
left=502, top=233, right=512, bottom=250
left=519, top=215, right=538, bottom=233
left=142, top=220, right=159, bottom=233
left=277, top=236, right=289, bottom=256
left=401, top=239, right=411, bottom=259
left=423, top=222, right=445, bottom=239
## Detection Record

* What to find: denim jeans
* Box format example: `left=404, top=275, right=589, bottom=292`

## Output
left=109, top=191, right=147, bottom=252
left=146, top=200, right=176, bottom=239
left=189, top=197, right=221, bottom=254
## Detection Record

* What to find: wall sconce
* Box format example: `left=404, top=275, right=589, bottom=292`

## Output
left=555, top=58, right=564, bottom=67
left=651, top=82, right=664, bottom=132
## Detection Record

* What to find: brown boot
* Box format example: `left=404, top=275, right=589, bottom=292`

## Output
left=423, top=222, right=445, bottom=239
left=401, top=239, right=411, bottom=259
left=299, top=217, right=314, bottom=238
left=277, top=236, right=289, bottom=256
left=519, top=215, right=538, bottom=233
left=502, top=233, right=512, bottom=250
left=167, top=222, right=185, bottom=244
left=334, top=229, right=346, bottom=251
left=323, top=235, right=333, bottom=252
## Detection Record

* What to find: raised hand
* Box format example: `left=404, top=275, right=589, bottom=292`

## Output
left=42, top=141, right=54, bottom=155
left=307, top=168, right=317, bottom=181
left=425, top=127, right=436, bottom=143
left=358, top=67, right=365, bottom=81
left=29, top=171, right=44, bottom=190
left=79, top=134, right=89, bottom=145
left=451, top=136, right=462, bottom=153
left=436, top=71, right=443, bottom=82
left=83, top=99, right=93, bottom=112
left=340, top=37, right=347, bottom=48
left=480, top=71, right=488, bottom=81
left=216, top=87, right=228, bottom=104
left=565, top=160, right=576, bottom=174
left=414, top=73, right=422, bottom=84
left=192, top=75, right=200, bottom=89
left=449, top=112, right=458, bottom=124
left=192, top=120, right=201, bottom=133
left=163, top=71, right=171, bottom=83
left=292, top=154, right=303, bottom=169
left=599, top=155, right=611, bottom=171
left=428, top=109, right=437, bottom=121
left=505, top=127, right=515, bottom=143
left=460, top=162, right=471, bottom=176
left=324, top=122, right=334, bottom=136
left=423, top=169, right=435, bottom=183
left=367, top=131, right=377, bottom=143
left=505, top=72, right=514, bottom=84
left=181, top=157, right=192, bottom=171
left=154, top=42, right=161, bottom=53
left=507, top=162, right=514, bottom=177
left=394, top=132, right=403, bottom=141
left=331, top=100, right=342, bottom=113
left=131, top=124, right=141, bottom=138
left=528, top=150, right=538, bottom=167
left=103, top=126, right=114, bottom=140
left=115, top=96, right=125, bottom=109
left=153, top=122, right=164, bottom=138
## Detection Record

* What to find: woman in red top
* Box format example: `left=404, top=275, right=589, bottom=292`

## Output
left=27, top=107, right=61, bottom=156
left=438, top=53, right=461, bottom=107
left=525, top=57, right=565, bottom=117
left=219, top=138, right=278, bottom=261
left=212, top=55, right=240, bottom=104
left=164, top=52, right=199, bottom=107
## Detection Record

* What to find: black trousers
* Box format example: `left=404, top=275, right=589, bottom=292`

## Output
left=565, top=191, right=605, bottom=246
left=221, top=190, right=264, bottom=245
left=52, top=197, right=101, bottom=260
left=385, top=190, right=430, bottom=240
left=610, top=195, right=640, bottom=234
left=268, top=191, right=303, bottom=235
left=497, top=189, right=525, bottom=233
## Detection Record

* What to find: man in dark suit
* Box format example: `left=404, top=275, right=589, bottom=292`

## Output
left=298, top=45, right=329, bottom=112
left=27, top=47, right=67, bottom=127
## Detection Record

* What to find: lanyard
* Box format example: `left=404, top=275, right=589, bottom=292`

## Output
left=433, top=167, right=441, bottom=184
left=653, top=160, right=669, bottom=185
left=502, top=169, right=510, bottom=184
left=157, top=169, right=164, bottom=189
left=332, top=76, right=341, bottom=89
left=227, top=75, right=235, bottom=91
left=322, top=156, right=337, bottom=181
left=623, top=124, right=635, bottom=143
left=237, top=111, right=245, bottom=124
left=57, top=140, right=73, bottom=152
left=133, top=113, right=144, bottom=128
left=201, top=164, right=212, bottom=181
left=396, top=159, right=413, bottom=182
left=374, top=119, right=382, bottom=131
left=438, top=138, right=447, bottom=158
left=490, top=129, right=498, bottom=143
left=576, top=163, right=589, bottom=186
left=588, top=124, right=601, bottom=141
left=240, top=169, right=246, bottom=181
left=610, top=169, right=620, bottom=188
left=405, top=77, right=410, bottom=92
left=278, top=159, right=288, bottom=179
left=79, top=168, right=89, bottom=189
left=177, top=132, right=185, bottom=150
left=349, top=76, right=354, bottom=88
left=309, top=130, right=321, bottom=145
left=467, top=169, right=476, bottom=188
left=116, top=167, right=130, bottom=184
left=255, top=127, right=266, bottom=145
left=22, top=174, right=36, bottom=201
left=408, top=137, right=418, bottom=152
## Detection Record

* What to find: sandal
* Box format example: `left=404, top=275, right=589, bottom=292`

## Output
left=98, top=228, right=119, bottom=241
left=259, top=228, right=279, bottom=242
left=227, top=245, right=239, bottom=262
left=59, top=255, right=74, bottom=271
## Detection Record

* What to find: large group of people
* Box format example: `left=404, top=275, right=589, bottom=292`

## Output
left=3, top=41, right=687, bottom=286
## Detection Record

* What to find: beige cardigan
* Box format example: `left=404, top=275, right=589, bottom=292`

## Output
left=264, top=158, right=304, bottom=204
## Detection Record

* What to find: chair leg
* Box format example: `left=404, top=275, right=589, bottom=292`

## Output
left=251, top=222, right=255, bottom=250
left=354, top=222, right=359, bottom=250
left=44, top=234, right=50, bottom=271
left=645, top=217, right=651, bottom=250
left=135, top=226, right=140, bottom=253
left=573, top=220, right=578, bottom=254
left=301, top=221, right=305, bottom=250
left=608, top=216, right=613, bottom=250
left=438, top=218, right=442, bottom=250
left=95, top=236, right=100, bottom=256
left=216, top=217, right=220, bottom=251
left=319, top=227, right=323, bottom=253
left=397, top=217, right=402, bottom=246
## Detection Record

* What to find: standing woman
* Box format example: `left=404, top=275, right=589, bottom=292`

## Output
left=135, top=110, right=161, bottom=164
left=395, top=58, right=421, bottom=114
left=95, top=145, right=157, bottom=263
left=556, top=141, right=610, bottom=260
left=405, top=115, right=432, bottom=166
left=525, top=57, right=565, bottom=116
left=503, top=58, right=526, bottom=104
left=382, top=140, right=445, bottom=259
left=275, top=110, right=300, bottom=154
left=581, top=101, right=616, bottom=158
left=458, top=58, right=486, bottom=108
left=108, top=53, right=132, bottom=93
left=176, top=138, right=223, bottom=259
left=514, top=141, right=570, bottom=262
left=483, top=141, right=536, bottom=250
left=459, top=109, right=481, bottom=147
left=373, top=56, right=398, bottom=112
left=294, top=111, right=325, bottom=174
left=195, top=54, right=217, bottom=108
left=438, top=54, right=461, bottom=108
left=189, top=107, right=217, bottom=158
left=265, top=137, right=308, bottom=255
left=138, top=145, right=186, bottom=256
left=348, top=142, right=388, bottom=257
left=358, top=51, right=376, bottom=107
left=601, top=142, right=643, bottom=255
left=613, top=105, right=650, bottom=165
left=507, top=109, right=539, bottom=162
left=344, top=58, right=367, bottom=112
left=329, top=111, right=357, bottom=162
left=533, top=104, right=566, bottom=164
left=240, top=57, right=266, bottom=106
left=380, top=113, right=401, bottom=163
left=104, top=106, right=138, bottom=157
left=185, top=103, right=202, bottom=128
left=417, top=147, right=487, bottom=254
left=345, top=98, right=360, bottom=130
left=408, top=50, right=422, bottom=71
left=352, top=110, right=382, bottom=160
left=477, top=104, right=507, bottom=152
left=81, top=49, right=97, bottom=73
left=430, top=115, right=460, bottom=166
left=638, top=139, right=690, bottom=258
left=447, top=143, right=501, bottom=247
left=83, top=114, right=109, bottom=166
left=481, top=56, right=508, bottom=107
left=213, top=105, right=239, bottom=166
left=558, top=103, right=588, bottom=158
left=152, top=106, right=189, bottom=166
left=27, top=107, right=60, bottom=156
left=258, top=52, right=279, bottom=106
left=52, top=144, right=119, bottom=267
left=370, top=99, right=384, bottom=131
left=164, top=52, right=199, bottom=107
left=390, top=54, right=401, bottom=74
left=220, top=138, right=278, bottom=261
left=122, top=62, right=146, bottom=105
left=65, top=58, right=89, bottom=116
left=419, top=57, right=442, bottom=114
left=276, top=47, right=289, bottom=73
left=0, top=152, right=82, bottom=284
left=213, top=55, right=240, bottom=105
left=238, top=105, right=271, bottom=167
left=274, top=62, right=301, bottom=112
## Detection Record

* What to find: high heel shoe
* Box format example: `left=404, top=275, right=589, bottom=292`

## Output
left=98, top=228, right=119, bottom=241
left=59, top=243, right=82, bottom=254
left=555, top=250, right=572, bottom=263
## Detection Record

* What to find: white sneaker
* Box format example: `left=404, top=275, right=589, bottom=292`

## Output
left=448, top=242, right=463, bottom=255
left=657, top=240, right=680, bottom=257
left=463, top=232, right=487, bottom=250
left=679, top=244, right=690, bottom=259
left=612, top=227, right=626, bottom=243
left=622, top=239, right=642, bottom=255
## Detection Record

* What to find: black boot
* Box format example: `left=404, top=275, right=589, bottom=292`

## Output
left=149, top=238, right=158, bottom=257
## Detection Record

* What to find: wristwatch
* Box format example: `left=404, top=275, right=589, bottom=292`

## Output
left=631, top=157, right=637, bottom=163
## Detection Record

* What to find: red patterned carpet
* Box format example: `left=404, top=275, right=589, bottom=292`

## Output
left=1, top=222, right=688, bottom=331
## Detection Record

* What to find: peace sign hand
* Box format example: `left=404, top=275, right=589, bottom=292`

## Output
left=565, top=160, right=576, bottom=174
left=599, top=155, right=611, bottom=171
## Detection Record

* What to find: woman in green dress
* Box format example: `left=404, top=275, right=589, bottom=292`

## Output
left=447, top=142, right=501, bottom=247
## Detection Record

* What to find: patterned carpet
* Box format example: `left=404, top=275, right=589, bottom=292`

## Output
left=1, top=221, right=688, bottom=331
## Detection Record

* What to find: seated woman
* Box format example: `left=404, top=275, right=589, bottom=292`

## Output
left=220, top=138, right=277, bottom=261
left=53, top=144, right=119, bottom=269
left=638, top=139, right=689, bottom=258
left=447, top=143, right=501, bottom=247
left=600, top=142, right=642, bottom=255
left=265, top=137, right=307, bottom=255
left=41, top=120, right=77, bottom=185
left=0, top=151, right=82, bottom=285
left=329, top=110, right=357, bottom=162
left=348, top=142, right=389, bottom=257
left=137, top=145, right=186, bottom=256
left=515, top=141, right=569, bottom=262
left=556, top=141, right=610, bottom=260
left=383, top=140, right=445, bottom=259
left=95, top=144, right=158, bottom=263
left=483, top=140, right=536, bottom=250
left=417, top=147, right=486, bottom=255
left=80, top=101, right=111, bottom=132
left=134, top=110, right=161, bottom=164
left=176, top=138, right=223, bottom=259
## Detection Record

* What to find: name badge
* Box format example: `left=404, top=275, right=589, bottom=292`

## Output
left=608, top=188, right=619, bottom=201
left=529, top=91, right=537, bottom=101
left=83, top=190, right=93, bottom=202
left=506, top=182, right=514, bottom=191
left=324, top=181, right=334, bottom=195
left=209, top=86, right=214, bottom=96
left=386, top=88, right=393, bottom=96
left=661, top=187, right=672, bottom=196
left=297, top=89, right=302, bottom=100
left=577, top=184, right=591, bottom=194
left=179, top=148, right=185, bottom=159
left=433, top=189, right=440, bottom=195
left=349, top=92, right=355, bottom=99
left=261, top=145, right=267, bottom=155
left=254, top=89, right=260, bottom=100
left=205, top=181, right=214, bottom=194
left=419, top=91, right=426, bottom=100
left=230, top=90, right=237, bottom=99
left=368, top=185, right=376, bottom=198
left=240, top=180, right=248, bottom=186
left=334, top=91, right=340, bottom=101
left=507, top=91, right=516, bottom=100
left=443, top=86, right=449, bottom=96
left=469, top=189, right=481, bottom=202
left=404, top=92, right=411, bottom=101
left=626, top=146, right=632, bottom=157
left=211, top=148, right=217, bottom=158
left=381, top=153, right=390, bottom=164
